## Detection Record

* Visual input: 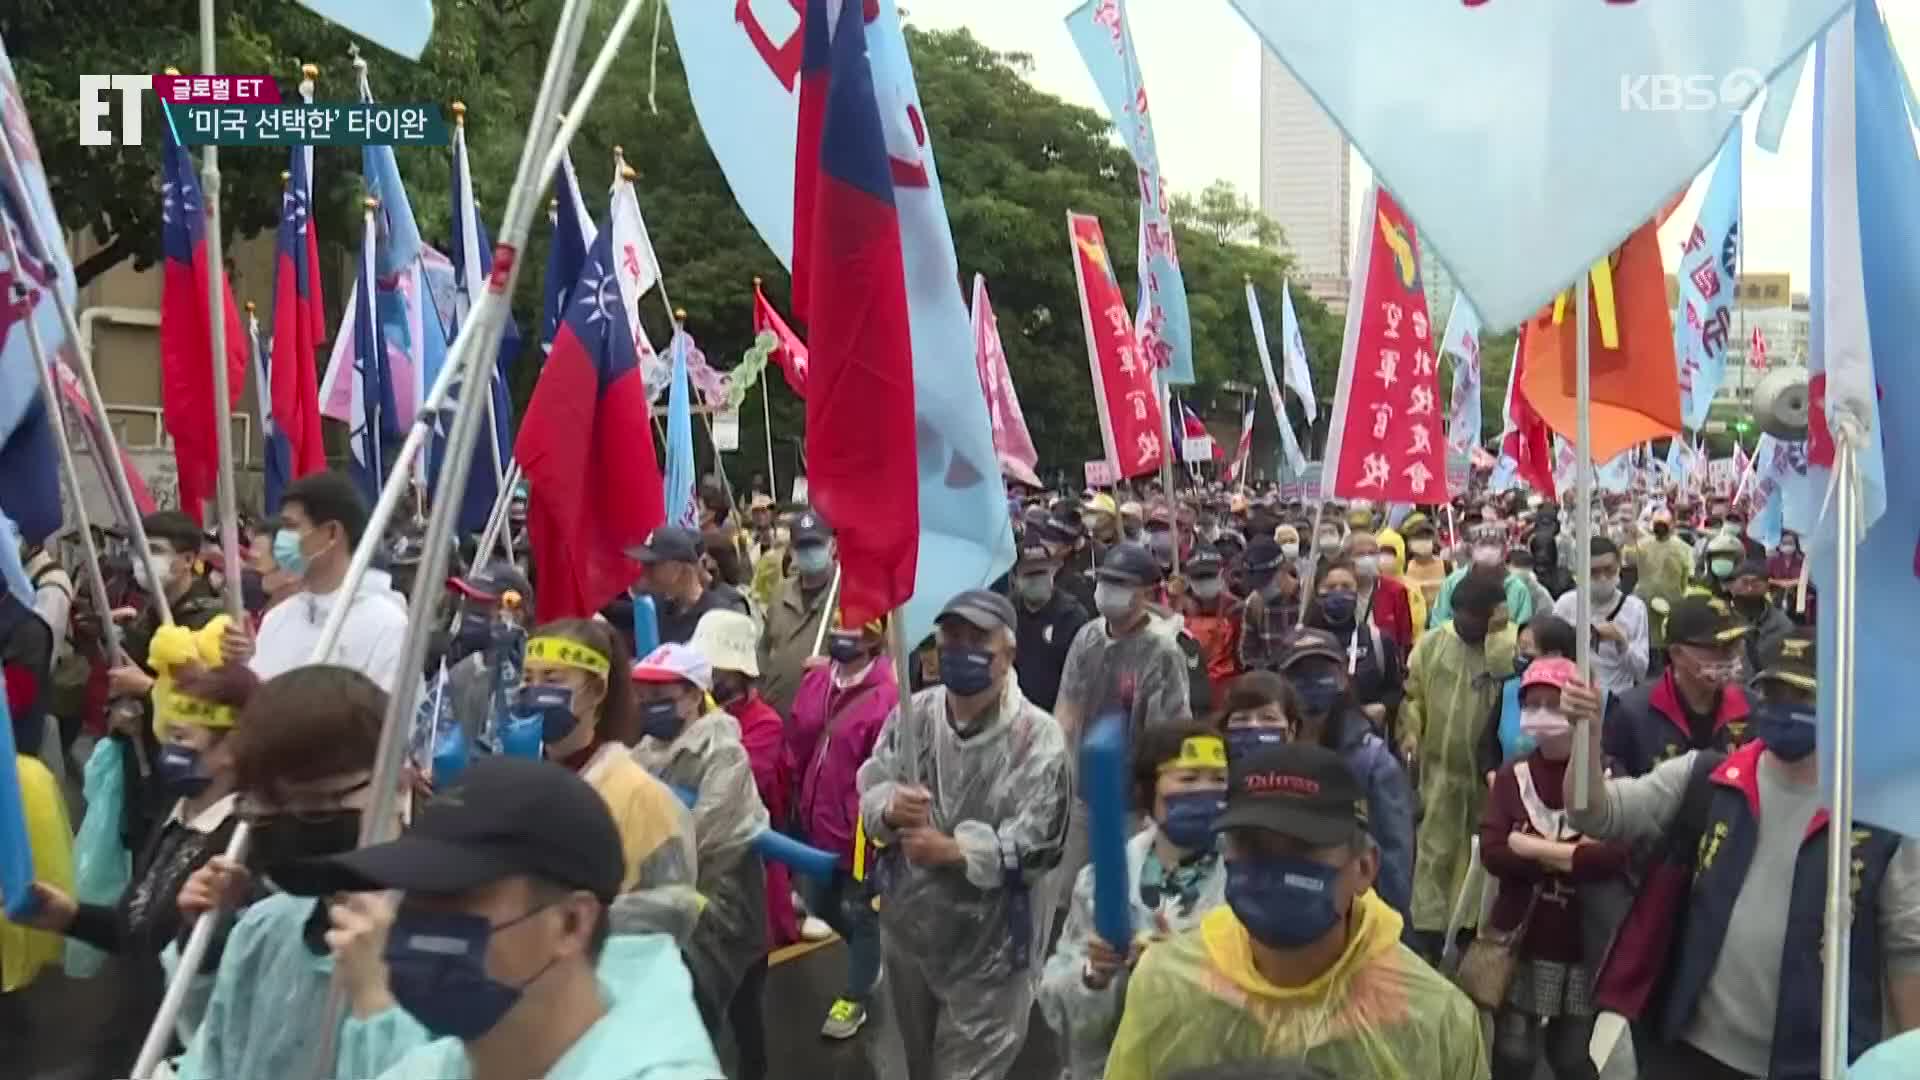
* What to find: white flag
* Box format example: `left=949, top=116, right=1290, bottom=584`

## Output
left=1248, top=280, right=1308, bottom=475
left=1278, top=280, right=1318, bottom=422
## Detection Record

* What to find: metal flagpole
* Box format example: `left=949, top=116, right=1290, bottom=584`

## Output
left=200, top=0, right=243, bottom=622
left=0, top=132, right=172, bottom=627
left=810, top=564, right=844, bottom=658
left=1571, top=275, right=1594, bottom=811
left=1821, top=430, right=1862, bottom=1078
left=755, top=277, right=778, bottom=497
left=1159, top=380, right=1180, bottom=577
left=675, top=308, right=737, bottom=509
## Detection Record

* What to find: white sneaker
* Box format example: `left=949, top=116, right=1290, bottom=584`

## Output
left=800, top=916, right=834, bottom=942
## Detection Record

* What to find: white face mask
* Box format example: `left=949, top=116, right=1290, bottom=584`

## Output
left=1280, top=541, right=1300, bottom=558
left=1191, top=577, right=1224, bottom=601
left=133, top=552, right=173, bottom=593
left=1094, top=582, right=1138, bottom=623
left=1409, top=538, right=1435, bottom=557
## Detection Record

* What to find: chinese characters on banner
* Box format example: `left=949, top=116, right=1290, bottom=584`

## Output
left=1320, top=185, right=1447, bottom=502
left=1068, top=210, right=1165, bottom=478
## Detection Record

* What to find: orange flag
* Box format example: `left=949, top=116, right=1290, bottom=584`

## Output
left=1519, top=216, right=1684, bottom=463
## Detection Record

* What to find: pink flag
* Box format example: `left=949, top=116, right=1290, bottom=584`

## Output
left=1748, top=324, right=1770, bottom=371
left=53, top=361, right=156, bottom=514
left=970, top=274, right=1041, bottom=488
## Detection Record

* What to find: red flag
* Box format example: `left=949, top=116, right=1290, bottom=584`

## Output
left=1501, top=323, right=1558, bottom=499
left=269, top=164, right=326, bottom=487
left=752, top=279, right=809, bottom=397
left=514, top=226, right=666, bottom=620
left=158, top=129, right=245, bottom=525
left=1749, top=324, right=1770, bottom=371
left=792, top=0, right=918, bottom=627
left=1321, top=185, right=1446, bottom=502
left=1069, top=211, right=1165, bottom=479
left=52, top=362, right=156, bottom=514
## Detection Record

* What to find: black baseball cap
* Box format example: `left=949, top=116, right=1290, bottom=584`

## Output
left=270, top=757, right=625, bottom=903
left=938, top=588, right=1017, bottom=634
left=1015, top=543, right=1057, bottom=572
left=1754, top=628, right=1816, bottom=692
left=1244, top=537, right=1285, bottom=573
left=791, top=510, right=832, bottom=545
left=1185, top=549, right=1223, bottom=577
left=1666, top=595, right=1748, bottom=648
left=449, top=559, right=533, bottom=606
left=1279, top=628, right=1346, bottom=671
left=1095, top=542, right=1161, bottom=586
left=1214, top=742, right=1366, bottom=846
left=626, top=526, right=703, bottom=564
left=1733, top=558, right=1769, bottom=582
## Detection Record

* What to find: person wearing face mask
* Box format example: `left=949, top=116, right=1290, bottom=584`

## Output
left=1372, top=525, right=1430, bottom=642
left=785, top=615, right=897, bottom=1039
left=1080, top=492, right=1121, bottom=556
left=1236, top=538, right=1303, bottom=672
left=1566, top=632, right=1920, bottom=1078
left=1690, top=531, right=1745, bottom=602
left=1039, top=726, right=1230, bottom=1080
left=1118, top=500, right=1146, bottom=543
left=108, top=511, right=226, bottom=711
left=441, top=561, right=536, bottom=746
left=1765, top=529, right=1812, bottom=624
left=1303, top=558, right=1405, bottom=738
left=1550, top=537, right=1649, bottom=695
left=629, top=642, right=770, bottom=1049
left=164, top=665, right=399, bottom=1080
left=1601, top=596, right=1752, bottom=780
left=1398, top=514, right=1448, bottom=615
left=626, top=527, right=749, bottom=653
left=1637, top=509, right=1695, bottom=639
left=1478, top=614, right=1578, bottom=782
left=1401, top=564, right=1517, bottom=961
left=757, top=510, right=838, bottom=716
left=856, top=589, right=1070, bottom=1080
left=1341, top=531, right=1413, bottom=654
left=1274, top=631, right=1413, bottom=921
left=241, top=473, right=409, bottom=693
left=284, top=756, right=721, bottom=1080
left=1170, top=549, right=1241, bottom=689
left=1104, top=742, right=1485, bottom=1079
left=1428, top=525, right=1534, bottom=630
left=244, top=524, right=303, bottom=619
left=1506, top=547, right=1557, bottom=624
left=1010, top=543, right=1090, bottom=713
left=1723, top=561, right=1792, bottom=678
left=1477, top=657, right=1632, bottom=1080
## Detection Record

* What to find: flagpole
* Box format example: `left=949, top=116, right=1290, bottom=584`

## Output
left=1571, top=274, right=1594, bottom=812
left=198, top=0, right=243, bottom=622
left=1821, top=429, right=1861, bottom=1079
left=12, top=282, right=127, bottom=668
left=754, top=276, right=778, bottom=498
left=677, top=308, right=737, bottom=508
left=1159, top=379, right=1180, bottom=577
left=0, top=122, right=172, bottom=627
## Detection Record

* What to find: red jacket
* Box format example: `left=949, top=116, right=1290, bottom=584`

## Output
left=1480, top=752, right=1632, bottom=964
left=785, top=658, right=900, bottom=870
left=726, top=690, right=797, bottom=947
left=1368, top=574, right=1414, bottom=654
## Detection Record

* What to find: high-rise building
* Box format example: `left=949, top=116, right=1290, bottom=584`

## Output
left=1258, top=50, right=1351, bottom=312
left=1419, top=244, right=1458, bottom=328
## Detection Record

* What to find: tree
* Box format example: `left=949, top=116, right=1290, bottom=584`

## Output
left=1171, top=178, right=1281, bottom=248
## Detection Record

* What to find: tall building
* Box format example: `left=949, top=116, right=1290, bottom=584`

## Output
left=1419, top=244, right=1458, bottom=327
left=1258, top=51, right=1351, bottom=311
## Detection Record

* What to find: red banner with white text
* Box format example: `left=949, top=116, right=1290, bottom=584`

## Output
left=1068, top=210, right=1165, bottom=479
left=1320, top=185, right=1447, bottom=502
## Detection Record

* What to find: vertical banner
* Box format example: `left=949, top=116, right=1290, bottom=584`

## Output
left=1672, top=133, right=1743, bottom=430
left=1069, top=211, right=1165, bottom=478
left=1319, top=185, right=1447, bottom=502
left=971, top=274, right=1042, bottom=488
left=1439, top=292, right=1484, bottom=458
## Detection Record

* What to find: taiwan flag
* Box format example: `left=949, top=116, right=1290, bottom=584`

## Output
left=513, top=228, right=665, bottom=620
left=158, top=126, right=246, bottom=525
left=266, top=145, right=327, bottom=511
left=793, top=0, right=917, bottom=628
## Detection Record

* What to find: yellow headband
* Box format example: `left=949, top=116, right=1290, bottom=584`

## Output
left=1161, top=735, right=1227, bottom=773
left=526, top=636, right=612, bottom=678
left=155, top=690, right=235, bottom=735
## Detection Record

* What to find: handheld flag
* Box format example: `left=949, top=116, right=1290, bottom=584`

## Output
left=541, top=153, right=597, bottom=355
left=1070, top=211, right=1164, bottom=480
left=1498, top=327, right=1556, bottom=499
left=1278, top=282, right=1317, bottom=423
left=971, top=275, right=1040, bottom=489
left=157, top=123, right=246, bottom=525
left=1749, top=325, right=1771, bottom=372
left=250, top=309, right=292, bottom=514
left=1224, top=396, right=1256, bottom=485
left=1439, top=293, right=1484, bottom=455
left=266, top=153, right=327, bottom=509
left=794, top=0, right=919, bottom=628
left=1247, top=280, right=1307, bottom=477
left=663, top=329, right=698, bottom=529
left=753, top=281, right=808, bottom=396
left=1673, top=135, right=1743, bottom=430
left=345, top=202, right=397, bottom=504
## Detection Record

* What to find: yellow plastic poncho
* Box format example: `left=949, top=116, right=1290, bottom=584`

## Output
left=1, top=754, right=73, bottom=991
left=1402, top=621, right=1515, bottom=933
left=1104, top=893, right=1488, bottom=1080
left=1375, top=531, right=1428, bottom=639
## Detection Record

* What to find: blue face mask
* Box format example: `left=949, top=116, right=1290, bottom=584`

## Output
left=827, top=631, right=865, bottom=665
left=640, top=697, right=685, bottom=741
left=1159, top=790, right=1225, bottom=851
left=1752, top=698, right=1818, bottom=762
left=272, top=528, right=308, bottom=576
left=1319, top=590, right=1357, bottom=626
left=450, top=611, right=494, bottom=664
left=792, top=544, right=832, bottom=577
left=156, top=744, right=211, bottom=798
left=515, top=685, right=578, bottom=745
left=1288, top=671, right=1344, bottom=716
left=384, top=906, right=555, bottom=1041
left=1224, top=853, right=1345, bottom=950
left=1226, top=726, right=1287, bottom=761
left=1513, top=652, right=1536, bottom=679
left=939, top=647, right=996, bottom=697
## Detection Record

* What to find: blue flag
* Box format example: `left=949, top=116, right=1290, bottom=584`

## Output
left=1439, top=292, right=1484, bottom=454
left=1673, top=135, right=1742, bottom=431
left=540, top=154, right=596, bottom=356
left=1226, top=0, right=1847, bottom=328
left=250, top=311, right=292, bottom=513
left=1064, top=0, right=1195, bottom=385
left=1802, top=2, right=1920, bottom=838
left=348, top=208, right=397, bottom=504
left=663, top=330, right=697, bottom=529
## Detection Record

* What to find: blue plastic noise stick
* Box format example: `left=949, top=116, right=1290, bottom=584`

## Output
left=1081, top=710, right=1133, bottom=950
left=631, top=593, right=660, bottom=661
left=667, top=785, right=838, bottom=880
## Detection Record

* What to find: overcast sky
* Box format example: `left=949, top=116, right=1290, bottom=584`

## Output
left=905, top=2, right=1920, bottom=290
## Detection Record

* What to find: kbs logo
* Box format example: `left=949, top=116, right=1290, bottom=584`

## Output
left=1618, top=69, right=1764, bottom=113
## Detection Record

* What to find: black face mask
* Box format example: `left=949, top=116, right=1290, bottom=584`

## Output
left=251, top=810, right=364, bottom=883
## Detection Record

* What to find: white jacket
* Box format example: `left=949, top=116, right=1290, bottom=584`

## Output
left=249, top=569, right=409, bottom=693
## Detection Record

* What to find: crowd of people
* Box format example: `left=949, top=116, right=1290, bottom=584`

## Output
left=0, top=466, right=1913, bottom=1080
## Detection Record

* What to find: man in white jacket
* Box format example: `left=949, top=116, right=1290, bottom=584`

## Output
left=236, top=472, right=408, bottom=692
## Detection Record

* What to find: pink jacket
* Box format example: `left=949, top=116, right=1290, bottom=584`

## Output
left=785, top=659, right=899, bottom=868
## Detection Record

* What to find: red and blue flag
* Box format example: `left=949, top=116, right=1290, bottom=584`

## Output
left=540, top=154, right=596, bottom=357
left=264, top=143, right=327, bottom=511
left=347, top=206, right=398, bottom=503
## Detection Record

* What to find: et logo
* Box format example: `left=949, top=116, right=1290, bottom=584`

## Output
left=78, top=75, right=155, bottom=147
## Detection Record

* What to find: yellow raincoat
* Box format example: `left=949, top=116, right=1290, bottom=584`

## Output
left=1, top=754, right=72, bottom=991
left=1104, top=892, right=1487, bottom=1080
left=1376, top=531, right=1428, bottom=639
left=1402, top=622, right=1516, bottom=932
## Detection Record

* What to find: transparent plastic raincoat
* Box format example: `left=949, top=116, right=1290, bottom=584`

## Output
left=856, top=677, right=1071, bottom=1079
left=1105, top=892, right=1489, bottom=1080
left=633, top=708, right=768, bottom=1024
left=335, top=932, right=721, bottom=1080
left=1038, top=826, right=1228, bottom=1080
left=171, top=893, right=336, bottom=1080
left=580, top=743, right=702, bottom=945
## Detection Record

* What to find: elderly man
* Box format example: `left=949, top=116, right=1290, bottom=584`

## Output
left=858, top=589, right=1071, bottom=1080
left=759, top=510, right=838, bottom=715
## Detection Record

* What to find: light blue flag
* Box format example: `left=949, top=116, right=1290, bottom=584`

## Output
left=294, top=0, right=432, bottom=60
left=668, top=0, right=1015, bottom=650
left=1802, top=2, right=1920, bottom=839
left=1064, top=0, right=1195, bottom=385
left=1596, top=450, right=1633, bottom=494
left=1743, top=433, right=1806, bottom=550
left=664, top=331, right=697, bottom=530
left=1438, top=292, right=1483, bottom=453
left=1227, top=0, right=1848, bottom=328
left=1672, top=135, right=1742, bottom=431
left=1664, top=437, right=1693, bottom=491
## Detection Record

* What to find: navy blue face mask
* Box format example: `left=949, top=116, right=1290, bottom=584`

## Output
left=156, top=744, right=212, bottom=798
left=384, top=906, right=557, bottom=1041
left=1288, top=671, right=1344, bottom=716
left=1226, top=726, right=1288, bottom=762
left=1318, top=590, right=1357, bottom=626
left=1159, top=790, right=1225, bottom=851
left=827, top=631, right=865, bottom=665
left=1752, top=698, right=1817, bottom=762
left=939, top=647, right=996, bottom=697
left=514, top=685, right=578, bottom=745
left=1224, top=853, right=1345, bottom=949
left=449, top=611, right=494, bottom=664
left=640, top=697, right=685, bottom=741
